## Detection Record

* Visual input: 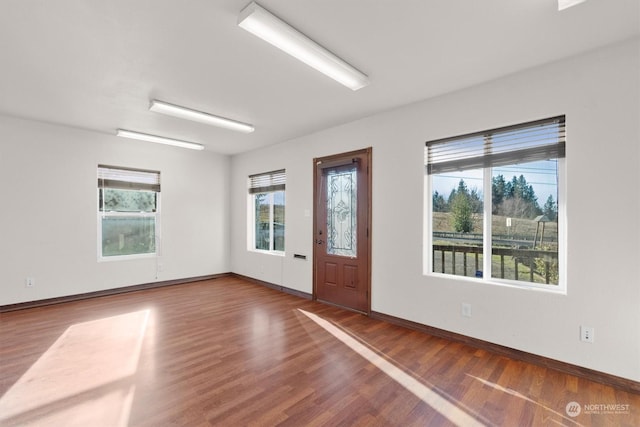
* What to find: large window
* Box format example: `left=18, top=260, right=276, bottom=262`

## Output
left=98, top=165, right=160, bottom=259
left=425, top=116, right=565, bottom=289
left=249, top=169, right=285, bottom=253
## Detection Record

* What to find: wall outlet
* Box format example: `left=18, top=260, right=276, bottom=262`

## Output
left=25, top=277, right=35, bottom=288
left=461, top=303, right=472, bottom=318
left=580, top=326, right=594, bottom=343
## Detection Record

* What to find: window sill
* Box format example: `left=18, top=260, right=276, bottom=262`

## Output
left=425, top=271, right=566, bottom=295
left=249, top=249, right=285, bottom=257
left=98, top=253, right=157, bottom=262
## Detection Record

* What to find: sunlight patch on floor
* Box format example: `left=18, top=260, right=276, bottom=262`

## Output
left=0, top=309, right=150, bottom=426
left=298, top=309, right=486, bottom=427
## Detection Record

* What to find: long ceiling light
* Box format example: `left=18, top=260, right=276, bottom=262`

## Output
left=558, top=0, right=587, bottom=11
left=116, top=129, right=205, bottom=151
left=238, top=1, right=369, bottom=91
left=149, top=100, right=254, bottom=133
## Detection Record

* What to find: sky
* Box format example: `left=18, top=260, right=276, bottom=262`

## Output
left=431, top=159, right=559, bottom=207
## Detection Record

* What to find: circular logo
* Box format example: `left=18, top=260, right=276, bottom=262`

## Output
left=565, top=401, right=581, bottom=417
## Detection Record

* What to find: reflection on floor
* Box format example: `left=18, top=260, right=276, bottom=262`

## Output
left=299, top=309, right=486, bottom=426
left=0, top=310, right=149, bottom=426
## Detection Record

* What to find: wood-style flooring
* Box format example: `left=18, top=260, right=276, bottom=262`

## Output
left=1, top=276, right=638, bottom=426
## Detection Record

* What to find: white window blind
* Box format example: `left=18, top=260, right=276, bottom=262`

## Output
left=426, top=116, right=565, bottom=175
left=98, top=165, right=161, bottom=192
left=248, top=169, right=286, bottom=194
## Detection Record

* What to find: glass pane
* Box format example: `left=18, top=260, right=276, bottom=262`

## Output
left=432, top=169, right=484, bottom=277
left=491, top=160, right=559, bottom=285
left=326, top=168, right=357, bottom=257
left=273, top=191, right=285, bottom=252
left=254, top=193, right=271, bottom=250
left=102, top=216, right=156, bottom=256
left=100, top=188, right=156, bottom=212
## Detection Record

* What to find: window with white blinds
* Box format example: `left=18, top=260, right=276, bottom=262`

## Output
left=424, top=116, right=565, bottom=291
left=98, top=165, right=160, bottom=259
left=248, top=169, right=286, bottom=253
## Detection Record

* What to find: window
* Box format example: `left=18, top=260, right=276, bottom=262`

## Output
left=98, top=165, right=160, bottom=259
left=249, top=169, right=285, bottom=253
left=425, top=116, right=565, bottom=289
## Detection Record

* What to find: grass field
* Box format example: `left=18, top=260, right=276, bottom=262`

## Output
left=432, top=212, right=558, bottom=244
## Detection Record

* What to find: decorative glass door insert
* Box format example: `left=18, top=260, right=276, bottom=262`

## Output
left=326, top=167, right=357, bottom=257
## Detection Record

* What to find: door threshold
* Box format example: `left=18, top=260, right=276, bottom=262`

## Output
left=316, top=298, right=369, bottom=316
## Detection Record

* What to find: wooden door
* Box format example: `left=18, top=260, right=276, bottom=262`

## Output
left=313, top=148, right=371, bottom=314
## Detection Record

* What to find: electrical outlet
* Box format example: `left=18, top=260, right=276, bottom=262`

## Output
left=461, top=303, right=472, bottom=318
left=580, top=326, right=594, bottom=343
left=25, top=277, right=35, bottom=288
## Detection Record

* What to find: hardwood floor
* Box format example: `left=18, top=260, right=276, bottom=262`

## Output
left=1, top=276, right=638, bottom=426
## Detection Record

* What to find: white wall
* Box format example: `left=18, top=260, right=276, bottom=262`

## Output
left=230, top=38, right=640, bottom=381
left=1, top=116, right=230, bottom=305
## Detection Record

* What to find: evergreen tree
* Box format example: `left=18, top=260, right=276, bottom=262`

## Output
left=492, top=174, right=506, bottom=214
left=457, top=179, right=469, bottom=195
left=543, top=195, right=558, bottom=221
left=516, top=175, right=528, bottom=198
left=432, top=191, right=447, bottom=212
left=447, top=188, right=457, bottom=206
left=450, top=180, right=474, bottom=232
left=494, top=174, right=542, bottom=219
left=506, top=176, right=517, bottom=198
left=469, top=187, right=483, bottom=214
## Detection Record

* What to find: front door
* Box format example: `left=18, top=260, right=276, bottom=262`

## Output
left=313, top=148, right=371, bottom=314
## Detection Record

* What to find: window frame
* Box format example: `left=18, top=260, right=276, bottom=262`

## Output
left=97, top=165, right=161, bottom=261
left=248, top=169, right=286, bottom=255
left=424, top=117, right=566, bottom=293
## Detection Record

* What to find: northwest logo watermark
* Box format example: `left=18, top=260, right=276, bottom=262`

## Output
left=565, top=401, right=631, bottom=417
left=565, top=401, right=581, bottom=417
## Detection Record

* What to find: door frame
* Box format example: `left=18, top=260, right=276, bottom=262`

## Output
left=312, top=147, right=372, bottom=314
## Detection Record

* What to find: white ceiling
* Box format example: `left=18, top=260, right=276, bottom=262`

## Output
left=1, top=0, right=638, bottom=155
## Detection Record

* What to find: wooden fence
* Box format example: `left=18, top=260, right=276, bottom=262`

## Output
left=432, top=244, right=558, bottom=284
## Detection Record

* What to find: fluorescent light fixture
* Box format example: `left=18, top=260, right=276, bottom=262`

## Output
left=238, top=1, right=369, bottom=91
left=558, top=0, right=587, bottom=11
left=116, top=129, right=204, bottom=151
left=149, top=100, right=254, bottom=133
